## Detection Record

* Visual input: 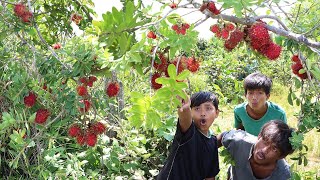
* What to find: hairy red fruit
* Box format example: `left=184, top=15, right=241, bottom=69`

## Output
left=71, top=13, right=82, bottom=25
left=106, top=82, right=120, bottom=97
left=14, top=3, right=26, bottom=17
left=187, top=57, right=200, bottom=73
left=152, top=53, right=168, bottom=73
left=79, top=77, right=88, bottom=84
left=35, top=109, right=50, bottom=124
left=147, top=31, right=157, bottom=39
left=210, top=24, right=220, bottom=33
left=207, top=2, right=220, bottom=15
left=21, top=11, right=33, bottom=23
left=52, top=43, right=61, bottom=49
left=91, top=121, right=106, bottom=135
left=249, top=23, right=271, bottom=50
left=151, top=73, right=162, bottom=90
left=76, top=134, right=86, bottom=145
left=182, top=23, right=190, bottom=30
left=86, top=132, right=97, bottom=147
left=68, top=124, right=81, bottom=137
left=24, top=92, right=37, bottom=107
left=215, top=31, right=222, bottom=38
left=172, top=24, right=189, bottom=35
left=259, top=43, right=282, bottom=60
left=89, top=76, right=97, bottom=82
left=224, top=29, right=245, bottom=51
left=221, top=29, right=230, bottom=39
left=291, top=62, right=303, bottom=74
left=225, top=23, right=235, bottom=31
left=87, top=81, right=93, bottom=87
left=173, top=56, right=188, bottom=74
left=169, top=3, right=177, bottom=9
left=172, top=24, right=179, bottom=31
left=179, top=28, right=186, bottom=35
left=297, top=72, right=308, bottom=79
left=291, top=55, right=300, bottom=62
left=79, top=99, right=91, bottom=113
left=77, top=85, right=88, bottom=96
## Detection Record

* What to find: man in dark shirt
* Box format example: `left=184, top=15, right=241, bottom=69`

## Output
left=157, top=91, right=220, bottom=180
left=217, top=120, right=295, bottom=180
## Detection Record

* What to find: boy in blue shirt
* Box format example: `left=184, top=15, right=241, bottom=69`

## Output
left=157, top=91, right=220, bottom=180
left=234, top=72, right=287, bottom=136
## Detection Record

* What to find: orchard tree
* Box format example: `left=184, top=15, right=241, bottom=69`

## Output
left=0, top=0, right=319, bottom=179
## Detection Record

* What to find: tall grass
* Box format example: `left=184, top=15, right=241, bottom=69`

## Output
left=211, top=82, right=320, bottom=179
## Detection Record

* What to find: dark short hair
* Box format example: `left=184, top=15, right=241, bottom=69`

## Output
left=244, top=72, right=272, bottom=95
left=259, top=120, right=295, bottom=157
left=190, top=91, right=219, bottom=110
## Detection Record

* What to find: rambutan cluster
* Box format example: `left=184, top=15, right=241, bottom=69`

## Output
left=201, top=2, right=220, bottom=15
left=71, top=13, right=82, bottom=25
left=150, top=54, right=200, bottom=90
left=35, top=109, right=50, bottom=124
left=52, top=43, right=61, bottom=50
left=79, top=99, right=91, bottom=113
left=169, top=3, right=177, bottom=9
left=13, top=3, right=33, bottom=23
left=151, top=72, right=162, bottom=90
left=147, top=31, right=157, bottom=39
left=76, top=76, right=98, bottom=97
left=24, top=92, right=37, bottom=107
left=23, top=89, right=50, bottom=124
left=68, top=121, right=106, bottom=147
left=291, top=54, right=308, bottom=80
left=106, top=82, right=120, bottom=97
left=210, top=23, right=244, bottom=51
left=171, top=23, right=190, bottom=35
left=248, top=23, right=282, bottom=60
left=76, top=76, right=98, bottom=113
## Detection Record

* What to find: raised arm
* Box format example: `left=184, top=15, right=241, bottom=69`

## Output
left=177, top=94, right=192, bottom=133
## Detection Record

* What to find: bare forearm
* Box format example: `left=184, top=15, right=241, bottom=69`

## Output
left=178, top=106, right=192, bottom=133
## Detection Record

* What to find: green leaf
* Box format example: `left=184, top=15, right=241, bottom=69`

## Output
left=287, top=91, right=293, bottom=106
left=310, top=66, right=320, bottom=80
left=119, top=34, right=128, bottom=56
left=125, top=1, right=135, bottom=24
left=167, top=64, right=177, bottom=79
left=294, top=77, right=301, bottom=89
left=176, top=70, right=190, bottom=81
left=28, top=113, right=36, bottom=123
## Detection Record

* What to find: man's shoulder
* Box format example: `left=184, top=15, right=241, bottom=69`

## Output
left=234, top=102, right=247, bottom=112
left=273, top=159, right=291, bottom=178
left=222, top=129, right=257, bottom=144
left=267, top=101, right=286, bottom=113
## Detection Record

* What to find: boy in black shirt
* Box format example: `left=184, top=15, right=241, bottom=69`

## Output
left=157, top=91, right=220, bottom=180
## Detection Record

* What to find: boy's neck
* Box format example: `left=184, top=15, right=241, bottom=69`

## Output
left=247, top=103, right=268, bottom=119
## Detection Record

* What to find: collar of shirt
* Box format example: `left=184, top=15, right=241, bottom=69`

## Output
left=197, top=128, right=213, bottom=138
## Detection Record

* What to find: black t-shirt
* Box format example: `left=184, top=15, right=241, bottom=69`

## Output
left=157, top=121, right=220, bottom=180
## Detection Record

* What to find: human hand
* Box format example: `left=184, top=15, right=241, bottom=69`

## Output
left=177, top=93, right=191, bottom=113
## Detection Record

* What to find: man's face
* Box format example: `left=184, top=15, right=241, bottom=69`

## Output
left=252, top=136, right=282, bottom=165
left=191, top=102, right=219, bottom=135
left=245, top=89, right=270, bottom=111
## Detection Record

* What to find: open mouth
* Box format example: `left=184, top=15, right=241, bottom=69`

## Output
left=200, top=119, right=206, bottom=125
left=256, top=151, right=265, bottom=160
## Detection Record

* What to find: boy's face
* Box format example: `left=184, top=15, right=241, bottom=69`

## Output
left=191, top=101, right=219, bottom=135
left=245, top=88, right=270, bottom=111
left=252, top=136, right=282, bottom=165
